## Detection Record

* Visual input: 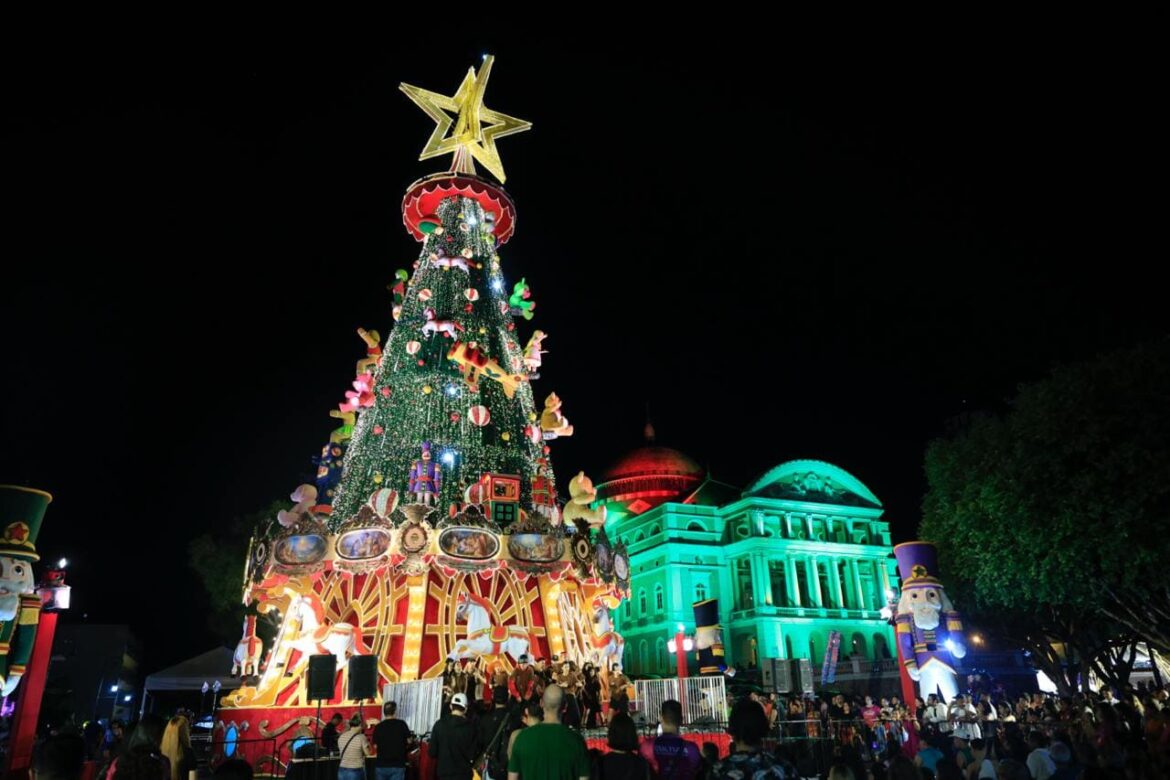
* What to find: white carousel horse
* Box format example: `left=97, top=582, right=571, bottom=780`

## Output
left=232, top=615, right=264, bottom=677
left=591, top=598, right=625, bottom=662
left=288, top=597, right=368, bottom=672
left=448, top=592, right=534, bottom=662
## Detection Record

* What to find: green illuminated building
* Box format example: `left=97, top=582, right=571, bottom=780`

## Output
left=598, top=441, right=899, bottom=677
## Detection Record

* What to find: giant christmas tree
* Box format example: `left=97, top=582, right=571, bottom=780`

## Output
left=219, top=59, right=627, bottom=758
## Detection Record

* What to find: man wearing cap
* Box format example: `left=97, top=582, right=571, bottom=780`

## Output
left=430, top=693, right=478, bottom=780
left=509, top=655, right=537, bottom=703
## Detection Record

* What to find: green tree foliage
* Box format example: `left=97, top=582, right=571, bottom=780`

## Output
left=921, top=340, right=1170, bottom=689
left=188, top=500, right=283, bottom=644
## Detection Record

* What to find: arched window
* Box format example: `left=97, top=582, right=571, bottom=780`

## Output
left=624, top=599, right=631, bottom=619
left=654, top=584, right=664, bottom=612
left=808, top=636, right=819, bottom=664
left=695, top=582, right=708, bottom=602
left=873, top=633, right=891, bottom=659
left=687, top=521, right=706, bottom=532
left=639, top=640, right=649, bottom=673
left=635, top=531, right=645, bottom=543
left=655, top=638, right=668, bottom=672
left=650, top=525, right=661, bottom=537
left=851, top=632, right=867, bottom=659
left=638, top=589, right=647, bottom=615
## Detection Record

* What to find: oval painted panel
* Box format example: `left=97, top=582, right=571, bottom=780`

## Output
left=337, top=528, right=391, bottom=560
left=439, top=527, right=501, bottom=560
left=507, top=533, right=565, bottom=562
left=274, top=534, right=327, bottom=565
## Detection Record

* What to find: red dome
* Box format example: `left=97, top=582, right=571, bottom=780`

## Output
left=602, top=447, right=703, bottom=481
left=597, top=446, right=704, bottom=515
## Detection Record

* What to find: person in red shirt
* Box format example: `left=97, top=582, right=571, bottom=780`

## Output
left=639, top=700, right=703, bottom=780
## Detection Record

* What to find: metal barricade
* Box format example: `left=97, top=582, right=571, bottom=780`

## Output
left=633, top=677, right=727, bottom=726
left=382, top=677, right=444, bottom=736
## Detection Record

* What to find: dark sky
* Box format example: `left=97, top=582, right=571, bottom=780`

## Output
left=2, top=34, right=1163, bottom=672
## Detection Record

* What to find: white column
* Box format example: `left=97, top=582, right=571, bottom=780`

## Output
left=828, top=557, right=843, bottom=608
left=852, top=560, right=865, bottom=611
left=807, top=556, right=823, bottom=607
left=786, top=557, right=800, bottom=607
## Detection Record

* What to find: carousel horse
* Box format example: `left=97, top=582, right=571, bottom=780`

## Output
left=448, top=592, right=534, bottom=662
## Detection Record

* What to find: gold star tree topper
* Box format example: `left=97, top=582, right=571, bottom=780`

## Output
left=400, top=56, right=531, bottom=184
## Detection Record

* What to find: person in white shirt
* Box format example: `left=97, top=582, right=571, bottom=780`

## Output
left=925, top=694, right=951, bottom=736
left=950, top=695, right=981, bottom=741
left=1025, top=730, right=1056, bottom=780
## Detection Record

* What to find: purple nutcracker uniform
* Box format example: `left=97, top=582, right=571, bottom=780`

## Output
left=409, top=442, right=442, bottom=504
left=893, top=542, right=966, bottom=703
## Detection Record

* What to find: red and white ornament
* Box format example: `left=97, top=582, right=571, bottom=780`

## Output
left=468, top=405, right=491, bottom=427
left=367, top=488, right=399, bottom=518
left=418, top=288, right=433, bottom=302
left=464, top=288, right=480, bottom=302
left=498, top=300, right=509, bottom=315
left=405, top=341, right=421, bottom=355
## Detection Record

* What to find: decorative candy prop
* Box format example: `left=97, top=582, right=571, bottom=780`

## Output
left=509, top=278, right=536, bottom=320
left=540, top=392, right=574, bottom=438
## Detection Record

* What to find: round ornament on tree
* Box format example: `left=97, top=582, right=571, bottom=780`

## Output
left=406, top=341, right=421, bottom=355
left=418, top=289, right=433, bottom=302
left=468, top=405, right=491, bottom=426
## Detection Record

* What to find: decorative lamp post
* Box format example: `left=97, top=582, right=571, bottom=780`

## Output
left=666, top=623, right=694, bottom=679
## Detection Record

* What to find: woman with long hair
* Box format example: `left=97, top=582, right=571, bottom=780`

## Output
left=159, top=716, right=195, bottom=780
left=581, top=663, right=601, bottom=729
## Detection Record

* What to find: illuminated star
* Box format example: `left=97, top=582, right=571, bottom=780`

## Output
left=400, top=56, right=531, bottom=183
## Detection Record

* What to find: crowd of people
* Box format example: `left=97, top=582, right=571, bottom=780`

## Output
left=26, top=672, right=1170, bottom=780
left=441, top=653, right=633, bottom=730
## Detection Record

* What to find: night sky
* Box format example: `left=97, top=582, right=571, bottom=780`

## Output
left=2, top=35, right=1163, bottom=673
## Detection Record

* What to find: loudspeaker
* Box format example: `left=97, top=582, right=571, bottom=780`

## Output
left=307, top=654, right=337, bottom=701
left=347, top=655, right=378, bottom=701
left=794, top=658, right=814, bottom=695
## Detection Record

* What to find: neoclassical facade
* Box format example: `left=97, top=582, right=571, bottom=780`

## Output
left=597, top=447, right=899, bottom=678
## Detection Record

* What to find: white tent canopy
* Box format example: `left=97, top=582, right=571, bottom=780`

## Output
left=141, top=647, right=242, bottom=715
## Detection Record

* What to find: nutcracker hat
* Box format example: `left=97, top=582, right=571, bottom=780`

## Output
left=893, top=541, right=943, bottom=589
left=692, top=598, right=720, bottom=630
left=0, top=485, right=52, bottom=562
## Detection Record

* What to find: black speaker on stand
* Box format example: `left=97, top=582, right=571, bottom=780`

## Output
left=307, top=654, right=337, bottom=769
left=348, top=654, right=379, bottom=723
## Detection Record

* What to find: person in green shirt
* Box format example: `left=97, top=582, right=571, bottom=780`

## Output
left=507, top=684, right=590, bottom=780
